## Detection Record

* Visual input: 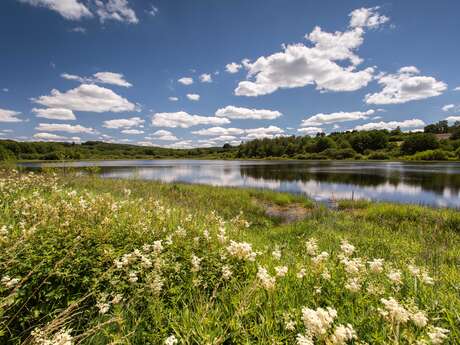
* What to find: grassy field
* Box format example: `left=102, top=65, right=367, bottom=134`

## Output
left=0, top=170, right=459, bottom=344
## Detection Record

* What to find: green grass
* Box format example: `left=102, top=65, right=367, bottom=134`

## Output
left=0, top=171, right=459, bottom=344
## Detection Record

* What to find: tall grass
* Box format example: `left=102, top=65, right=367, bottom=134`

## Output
left=0, top=171, right=458, bottom=344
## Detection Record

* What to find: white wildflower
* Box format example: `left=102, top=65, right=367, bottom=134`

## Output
left=379, top=297, right=410, bottom=324
left=112, top=294, right=123, bottom=304
left=96, top=301, right=110, bottom=314
left=257, top=266, right=276, bottom=290
left=330, top=324, right=357, bottom=345
left=387, top=269, right=403, bottom=285
left=312, top=252, right=329, bottom=266
left=272, top=248, right=282, bottom=260
left=411, top=311, right=428, bottom=328
left=285, top=320, right=296, bottom=331
left=427, top=326, right=449, bottom=344
left=1, top=275, right=20, bottom=289
left=345, top=277, right=361, bottom=292
left=341, top=257, right=364, bottom=275
left=305, top=238, right=318, bottom=256
left=275, top=266, right=288, bottom=277
left=297, top=268, right=307, bottom=279
left=340, top=240, right=355, bottom=256
left=128, top=271, right=138, bottom=283
left=153, top=240, right=163, bottom=254
left=296, top=333, right=314, bottom=345
left=226, top=240, right=257, bottom=261
left=191, top=255, right=202, bottom=272
left=421, top=271, right=434, bottom=285
left=221, top=265, right=233, bottom=280
left=368, top=258, right=384, bottom=273
left=164, top=334, right=178, bottom=345
left=301, top=306, right=337, bottom=337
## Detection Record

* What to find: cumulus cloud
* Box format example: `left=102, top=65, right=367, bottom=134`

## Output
left=35, top=123, right=96, bottom=133
left=178, top=77, right=193, bottom=85
left=168, top=96, right=179, bottom=101
left=19, top=0, right=92, bottom=20
left=33, top=132, right=81, bottom=142
left=199, top=73, right=212, bottom=83
left=446, top=116, right=460, bottom=123
left=301, top=109, right=375, bottom=126
left=186, top=93, right=200, bottom=101
left=33, top=84, right=136, bottom=113
left=234, top=8, right=387, bottom=97
left=95, top=0, right=138, bottom=24
left=349, top=7, right=389, bottom=29
left=151, top=111, right=230, bottom=128
left=103, top=117, right=144, bottom=129
left=61, top=71, right=132, bottom=87
left=0, top=108, right=23, bottom=122
left=354, top=118, right=425, bottom=131
left=192, top=126, right=284, bottom=140
left=215, top=106, right=282, bottom=120
left=32, top=108, right=76, bottom=120
left=121, top=129, right=144, bottom=134
left=152, top=130, right=178, bottom=141
left=225, top=62, right=242, bottom=74
left=454, top=86, right=460, bottom=91
left=442, top=104, right=457, bottom=112
left=70, top=26, right=86, bottom=33
left=365, top=66, right=447, bottom=104
left=297, top=127, right=324, bottom=135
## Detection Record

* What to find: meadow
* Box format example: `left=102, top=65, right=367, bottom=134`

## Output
left=0, top=170, right=459, bottom=344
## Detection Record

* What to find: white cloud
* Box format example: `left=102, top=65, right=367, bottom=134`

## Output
left=349, top=7, right=389, bottom=29
left=301, top=110, right=375, bottom=126
left=95, top=0, right=138, bottom=24
left=121, top=129, right=144, bottom=134
left=243, top=126, right=285, bottom=140
left=186, top=93, right=200, bottom=101
left=365, top=67, right=447, bottom=104
left=446, top=116, right=460, bottom=123
left=32, top=108, right=76, bottom=120
left=225, top=62, right=242, bottom=74
left=151, top=111, right=230, bottom=128
left=178, top=77, right=193, bottom=85
left=215, top=106, right=282, bottom=120
left=33, top=132, right=80, bottom=142
left=33, top=84, right=136, bottom=113
left=199, top=73, right=212, bottom=83
left=19, top=0, right=92, bottom=20
left=103, top=116, right=144, bottom=129
left=61, top=71, right=132, bottom=87
left=93, top=72, right=132, bottom=87
left=192, top=127, right=245, bottom=136
left=454, top=86, right=460, bottom=91
left=168, top=96, right=179, bottom=101
left=164, top=140, right=194, bottom=149
left=152, top=130, right=178, bottom=141
left=354, top=118, right=425, bottom=131
left=234, top=8, right=386, bottom=97
left=442, top=104, right=455, bottom=112
left=71, top=26, right=86, bottom=33
left=147, top=5, right=158, bottom=16
left=2, top=88, right=8, bottom=92
left=0, top=108, right=23, bottom=122
left=35, top=123, right=95, bottom=134
left=297, top=127, right=324, bottom=135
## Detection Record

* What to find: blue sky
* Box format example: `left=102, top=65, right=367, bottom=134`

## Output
left=0, top=0, right=459, bottom=148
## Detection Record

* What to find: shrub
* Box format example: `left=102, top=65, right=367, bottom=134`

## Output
left=411, top=149, right=449, bottom=161
left=401, top=133, right=439, bottom=155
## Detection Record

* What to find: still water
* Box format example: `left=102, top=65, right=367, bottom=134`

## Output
left=20, top=160, right=460, bottom=208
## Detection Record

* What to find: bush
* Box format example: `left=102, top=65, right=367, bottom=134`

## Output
left=322, top=148, right=356, bottom=159
left=411, top=149, right=449, bottom=161
left=367, top=151, right=390, bottom=160
left=400, top=133, right=439, bottom=155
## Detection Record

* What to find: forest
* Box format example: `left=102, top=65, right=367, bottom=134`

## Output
left=1, top=120, right=460, bottom=161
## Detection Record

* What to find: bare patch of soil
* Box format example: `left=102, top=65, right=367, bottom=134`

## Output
left=255, top=200, right=312, bottom=224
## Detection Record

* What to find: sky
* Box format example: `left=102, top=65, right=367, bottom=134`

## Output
left=0, top=0, right=459, bottom=148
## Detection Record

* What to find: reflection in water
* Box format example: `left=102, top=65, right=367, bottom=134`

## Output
left=20, top=160, right=460, bottom=208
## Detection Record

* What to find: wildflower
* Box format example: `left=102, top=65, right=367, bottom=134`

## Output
left=379, top=297, right=410, bottom=324
left=411, top=311, right=428, bottom=328
left=191, top=255, right=202, bottom=272
left=226, top=240, right=257, bottom=261
left=321, top=268, right=331, bottom=280
left=285, top=320, right=296, bottom=331
left=150, top=275, right=164, bottom=295
left=330, top=324, right=357, bottom=345
left=305, top=238, right=318, bottom=256
left=221, top=265, right=232, bottom=280
left=312, top=252, right=329, bottom=266
left=340, top=240, right=355, bottom=257
left=153, top=240, right=163, bottom=254
left=128, top=271, right=138, bottom=284
left=301, top=306, right=337, bottom=337
left=32, top=328, right=73, bottom=345
left=164, top=335, right=178, bottom=345
left=341, top=257, right=364, bottom=275
left=297, top=268, right=307, bottom=279
left=368, top=258, right=384, bottom=273
left=408, top=264, right=420, bottom=276
left=296, top=333, right=314, bottom=345
left=203, top=229, right=210, bottom=240
left=387, top=269, right=403, bottom=285
left=217, top=226, right=226, bottom=244
left=96, top=301, right=110, bottom=314
left=257, top=266, right=276, bottom=290
left=112, top=294, right=123, bottom=304
left=421, top=271, right=434, bottom=285
left=427, top=326, right=449, bottom=344
left=275, top=266, right=288, bottom=277
left=141, top=255, right=152, bottom=268
left=272, top=248, right=282, bottom=260
left=1, top=275, right=20, bottom=289
left=123, top=188, right=131, bottom=196
left=345, top=277, right=361, bottom=292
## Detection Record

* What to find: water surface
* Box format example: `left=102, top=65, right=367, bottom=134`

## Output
left=20, top=160, right=460, bottom=208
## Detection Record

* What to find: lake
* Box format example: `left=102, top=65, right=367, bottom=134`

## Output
left=20, top=160, right=460, bottom=208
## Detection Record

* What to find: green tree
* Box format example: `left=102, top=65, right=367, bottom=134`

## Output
left=401, top=133, right=439, bottom=155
